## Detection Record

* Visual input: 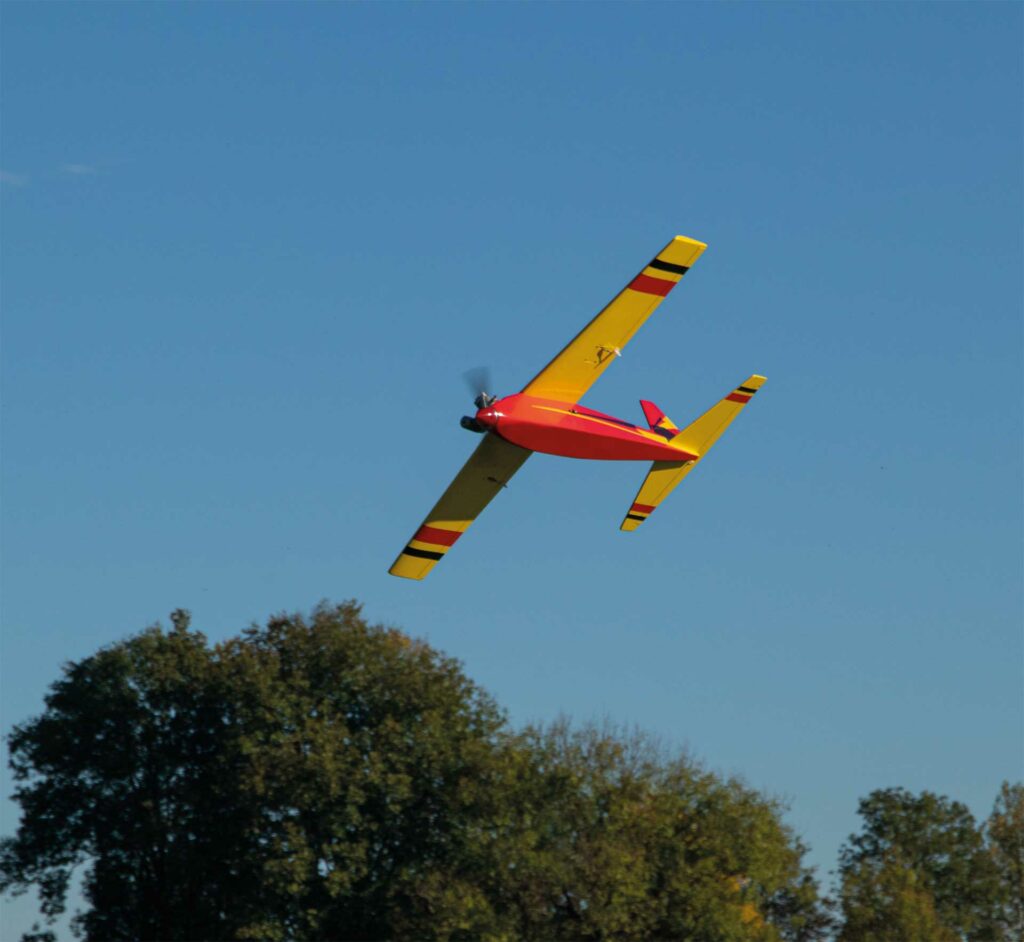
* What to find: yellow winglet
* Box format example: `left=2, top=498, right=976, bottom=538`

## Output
left=620, top=375, right=765, bottom=531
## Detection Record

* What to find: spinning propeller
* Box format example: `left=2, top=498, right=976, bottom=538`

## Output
left=463, top=367, right=497, bottom=410
left=460, top=367, right=497, bottom=432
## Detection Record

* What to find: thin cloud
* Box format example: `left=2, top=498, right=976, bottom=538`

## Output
left=62, top=163, right=96, bottom=176
left=0, top=170, right=28, bottom=186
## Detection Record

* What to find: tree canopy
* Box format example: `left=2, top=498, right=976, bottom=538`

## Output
left=2, top=602, right=1020, bottom=941
left=2, top=602, right=829, bottom=941
left=987, top=782, right=1024, bottom=940
left=836, top=786, right=1020, bottom=942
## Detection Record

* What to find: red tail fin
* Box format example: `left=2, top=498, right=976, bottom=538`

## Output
left=639, top=400, right=680, bottom=435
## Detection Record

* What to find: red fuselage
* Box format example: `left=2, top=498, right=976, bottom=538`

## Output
left=474, top=394, right=696, bottom=462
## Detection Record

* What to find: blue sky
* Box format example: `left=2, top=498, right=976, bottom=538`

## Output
left=2, top=3, right=1021, bottom=934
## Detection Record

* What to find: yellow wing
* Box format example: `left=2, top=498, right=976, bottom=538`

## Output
left=521, top=235, right=708, bottom=404
left=389, top=433, right=532, bottom=580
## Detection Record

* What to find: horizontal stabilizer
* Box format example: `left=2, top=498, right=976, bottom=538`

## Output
left=621, top=460, right=696, bottom=530
left=668, top=374, right=766, bottom=458
left=621, top=375, right=765, bottom=531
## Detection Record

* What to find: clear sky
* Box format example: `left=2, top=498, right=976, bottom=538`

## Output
left=2, top=3, right=1021, bottom=935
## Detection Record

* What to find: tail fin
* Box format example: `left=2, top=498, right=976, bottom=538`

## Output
left=621, top=375, right=765, bottom=531
left=639, top=400, right=680, bottom=437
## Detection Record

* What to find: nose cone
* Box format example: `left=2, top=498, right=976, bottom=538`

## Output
left=475, top=407, right=499, bottom=429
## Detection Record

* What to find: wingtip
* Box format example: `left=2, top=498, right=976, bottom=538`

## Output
left=388, top=561, right=429, bottom=580
left=673, top=234, right=707, bottom=246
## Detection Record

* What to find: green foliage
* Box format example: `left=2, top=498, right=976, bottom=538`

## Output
left=218, top=602, right=509, bottom=940
left=986, top=781, right=1024, bottom=939
left=837, top=852, right=958, bottom=942
left=479, top=721, right=831, bottom=941
left=2, top=602, right=827, bottom=940
left=1, top=607, right=251, bottom=940
left=837, top=787, right=1004, bottom=941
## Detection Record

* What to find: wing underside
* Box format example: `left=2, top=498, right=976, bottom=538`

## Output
left=521, top=235, right=707, bottom=404
left=388, top=433, right=532, bottom=580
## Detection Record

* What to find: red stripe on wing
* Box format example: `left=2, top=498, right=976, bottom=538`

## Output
left=413, top=525, right=462, bottom=546
left=628, top=273, right=676, bottom=297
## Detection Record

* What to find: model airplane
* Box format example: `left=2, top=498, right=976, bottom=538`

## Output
left=389, top=235, right=765, bottom=580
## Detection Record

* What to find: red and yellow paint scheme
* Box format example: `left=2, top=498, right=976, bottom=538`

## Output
left=389, top=235, right=765, bottom=580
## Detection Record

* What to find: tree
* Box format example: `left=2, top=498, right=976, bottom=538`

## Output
left=986, top=781, right=1024, bottom=939
left=836, top=787, right=1002, bottom=941
left=2, top=602, right=509, bottom=939
left=482, top=720, right=832, bottom=941
left=0, top=608, right=260, bottom=940
left=3, top=601, right=827, bottom=940
left=837, top=852, right=958, bottom=942
left=216, top=602, right=510, bottom=940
